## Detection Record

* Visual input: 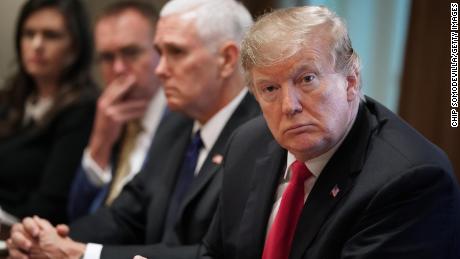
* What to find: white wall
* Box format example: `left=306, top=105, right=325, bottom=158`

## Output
left=0, top=0, right=27, bottom=86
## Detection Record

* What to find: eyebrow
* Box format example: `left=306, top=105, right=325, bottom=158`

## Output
left=291, top=60, right=322, bottom=76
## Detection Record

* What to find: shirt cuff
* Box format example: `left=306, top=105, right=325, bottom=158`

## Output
left=83, top=243, right=103, bottom=259
left=0, top=206, right=19, bottom=226
left=82, top=148, right=112, bottom=186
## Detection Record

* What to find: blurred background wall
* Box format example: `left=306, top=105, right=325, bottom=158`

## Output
left=0, top=0, right=27, bottom=87
left=0, top=0, right=458, bottom=183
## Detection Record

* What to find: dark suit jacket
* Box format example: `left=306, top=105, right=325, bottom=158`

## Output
left=69, top=93, right=260, bottom=258
left=201, top=97, right=460, bottom=259
left=68, top=125, right=139, bottom=221
left=0, top=97, right=96, bottom=224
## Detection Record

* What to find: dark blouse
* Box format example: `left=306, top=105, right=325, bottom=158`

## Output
left=0, top=96, right=96, bottom=224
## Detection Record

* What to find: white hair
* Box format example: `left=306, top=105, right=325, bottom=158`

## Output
left=160, top=0, right=253, bottom=49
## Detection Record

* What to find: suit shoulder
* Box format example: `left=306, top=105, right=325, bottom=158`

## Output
left=228, top=115, right=272, bottom=147
left=364, top=99, right=453, bottom=175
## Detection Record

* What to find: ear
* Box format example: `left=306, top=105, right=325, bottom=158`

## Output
left=217, top=42, right=239, bottom=78
left=345, top=70, right=360, bottom=102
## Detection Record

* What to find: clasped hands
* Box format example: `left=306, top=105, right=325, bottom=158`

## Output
left=6, top=216, right=85, bottom=259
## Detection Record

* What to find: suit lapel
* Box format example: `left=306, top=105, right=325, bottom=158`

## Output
left=289, top=103, right=376, bottom=259
left=145, top=113, right=194, bottom=242
left=176, top=93, right=260, bottom=223
left=236, top=140, right=287, bottom=259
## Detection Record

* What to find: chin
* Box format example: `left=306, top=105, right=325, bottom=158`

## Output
left=285, top=138, right=327, bottom=159
left=166, top=99, right=188, bottom=113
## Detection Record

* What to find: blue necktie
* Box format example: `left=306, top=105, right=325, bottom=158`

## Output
left=163, top=130, right=203, bottom=237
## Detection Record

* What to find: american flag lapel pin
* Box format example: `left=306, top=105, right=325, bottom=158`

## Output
left=330, top=184, right=340, bottom=198
left=212, top=154, right=223, bottom=165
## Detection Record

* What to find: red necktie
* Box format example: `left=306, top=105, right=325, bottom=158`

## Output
left=262, top=160, right=313, bottom=259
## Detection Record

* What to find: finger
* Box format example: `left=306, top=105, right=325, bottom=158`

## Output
left=10, top=231, right=32, bottom=252
left=111, top=109, right=147, bottom=124
left=107, top=101, right=149, bottom=123
left=32, top=216, right=54, bottom=232
left=28, top=247, right=48, bottom=259
left=103, top=74, right=136, bottom=104
left=7, top=248, right=30, bottom=259
left=56, top=224, right=70, bottom=237
left=11, top=223, right=27, bottom=237
left=22, top=218, right=40, bottom=238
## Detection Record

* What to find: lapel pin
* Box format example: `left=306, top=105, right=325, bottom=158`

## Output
left=212, top=154, right=223, bottom=165
left=330, top=184, right=340, bottom=198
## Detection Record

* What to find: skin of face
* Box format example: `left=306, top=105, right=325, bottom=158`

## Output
left=95, top=9, right=160, bottom=99
left=154, top=14, right=227, bottom=123
left=251, top=36, right=359, bottom=161
left=21, top=7, right=73, bottom=82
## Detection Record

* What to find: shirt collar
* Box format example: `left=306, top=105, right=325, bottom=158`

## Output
left=23, top=96, right=53, bottom=125
left=140, top=88, right=166, bottom=134
left=192, top=88, right=248, bottom=150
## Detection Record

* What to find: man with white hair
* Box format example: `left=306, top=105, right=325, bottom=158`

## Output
left=7, top=0, right=259, bottom=258
left=199, top=5, right=460, bottom=259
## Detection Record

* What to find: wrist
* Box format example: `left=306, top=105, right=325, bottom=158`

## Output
left=63, top=240, right=86, bottom=259
left=88, top=141, right=112, bottom=169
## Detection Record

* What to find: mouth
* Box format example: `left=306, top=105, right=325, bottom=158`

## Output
left=284, top=124, right=313, bottom=135
left=28, top=58, right=46, bottom=64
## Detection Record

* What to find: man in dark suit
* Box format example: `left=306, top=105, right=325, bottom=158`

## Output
left=199, top=6, right=460, bottom=259
left=67, top=1, right=167, bottom=221
left=7, top=0, right=257, bottom=258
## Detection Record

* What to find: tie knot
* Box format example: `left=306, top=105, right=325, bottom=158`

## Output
left=126, top=120, right=143, bottom=137
left=190, top=130, right=203, bottom=150
left=290, top=160, right=312, bottom=183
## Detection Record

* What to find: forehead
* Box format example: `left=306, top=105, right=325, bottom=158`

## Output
left=251, top=39, right=334, bottom=80
left=154, top=14, right=202, bottom=47
left=24, top=7, right=66, bottom=30
left=95, top=10, right=153, bottom=50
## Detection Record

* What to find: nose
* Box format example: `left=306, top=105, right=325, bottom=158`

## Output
left=155, top=55, right=169, bottom=80
left=112, top=56, right=128, bottom=76
left=31, top=34, right=44, bottom=50
left=281, top=84, right=303, bottom=116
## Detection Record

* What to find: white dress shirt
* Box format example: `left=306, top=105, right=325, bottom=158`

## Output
left=84, top=89, right=248, bottom=259
left=82, top=89, right=166, bottom=188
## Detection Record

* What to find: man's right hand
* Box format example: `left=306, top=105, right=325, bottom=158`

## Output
left=7, top=217, right=42, bottom=259
left=88, top=74, right=149, bottom=169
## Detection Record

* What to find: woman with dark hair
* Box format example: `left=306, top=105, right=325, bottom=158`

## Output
left=0, top=0, right=97, bottom=224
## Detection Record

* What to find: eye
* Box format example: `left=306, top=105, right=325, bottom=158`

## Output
left=97, top=52, right=115, bottom=64
left=264, top=85, right=277, bottom=93
left=43, top=29, right=64, bottom=40
left=167, top=45, right=185, bottom=56
left=22, top=29, right=35, bottom=39
left=258, top=84, right=279, bottom=102
left=121, top=46, right=143, bottom=61
left=302, top=74, right=315, bottom=83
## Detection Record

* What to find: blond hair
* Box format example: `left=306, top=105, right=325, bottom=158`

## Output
left=241, top=6, right=361, bottom=89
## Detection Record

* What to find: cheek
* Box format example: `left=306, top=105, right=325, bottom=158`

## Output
left=50, top=45, right=74, bottom=66
left=260, top=102, right=282, bottom=131
left=20, top=41, right=32, bottom=61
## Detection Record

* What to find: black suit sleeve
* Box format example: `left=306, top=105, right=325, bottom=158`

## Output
left=341, top=165, right=460, bottom=259
left=7, top=100, right=95, bottom=224
left=70, top=169, right=149, bottom=244
left=197, top=202, right=224, bottom=259
left=101, top=244, right=199, bottom=259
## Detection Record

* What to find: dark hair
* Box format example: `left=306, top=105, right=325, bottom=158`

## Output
left=0, top=0, right=97, bottom=137
left=97, top=0, right=159, bottom=28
